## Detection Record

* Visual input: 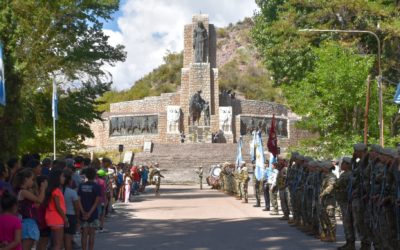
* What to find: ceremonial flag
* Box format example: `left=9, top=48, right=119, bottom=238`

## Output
left=394, top=83, right=400, bottom=104
left=267, top=114, right=278, bottom=157
left=0, top=43, right=5, bottom=106
left=236, top=136, right=243, bottom=170
left=52, top=80, right=58, bottom=120
left=254, top=130, right=265, bottom=181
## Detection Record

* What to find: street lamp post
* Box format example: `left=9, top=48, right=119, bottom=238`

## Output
left=298, top=29, right=383, bottom=146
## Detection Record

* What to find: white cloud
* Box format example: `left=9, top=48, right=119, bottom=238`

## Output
left=103, top=0, right=258, bottom=90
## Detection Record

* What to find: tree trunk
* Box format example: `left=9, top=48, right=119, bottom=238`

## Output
left=0, top=55, right=23, bottom=160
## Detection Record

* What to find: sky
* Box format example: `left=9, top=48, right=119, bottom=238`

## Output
left=102, top=0, right=259, bottom=90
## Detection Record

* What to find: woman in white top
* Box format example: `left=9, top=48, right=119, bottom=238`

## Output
left=124, top=171, right=132, bottom=203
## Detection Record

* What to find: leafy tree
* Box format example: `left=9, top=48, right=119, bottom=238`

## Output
left=285, top=42, right=375, bottom=157
left=252, top=0, right=400, bottom=155
left=0, top=0, right=126, bottom=159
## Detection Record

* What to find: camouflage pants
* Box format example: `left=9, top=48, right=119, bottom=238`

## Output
left=352, top=199, right=372, bottom=245
left=285, top=187, right=292, bottom=213
left=241, top=181, right=248, bottom=201
left=320, top=198, right=336, bottom=237
left=378, top=204, right=397, bottom=250
left=294, top=190, right=303, bottom=223
left=279, top=188, right=290, bottom=216
left=305, top=191, right=313, bottom=227
left=269, top=185, right=278, bottom=212
left=338, top=202, right=355, bottom=242
left=254, top=180, right=262, bottom=205
left=236, top=181, right=242, bottom=198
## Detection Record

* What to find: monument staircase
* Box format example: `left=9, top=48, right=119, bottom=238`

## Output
left=134, top=143, right=253, bottom=184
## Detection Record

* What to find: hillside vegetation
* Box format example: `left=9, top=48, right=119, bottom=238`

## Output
left=98, top=18, right=283, bottom=112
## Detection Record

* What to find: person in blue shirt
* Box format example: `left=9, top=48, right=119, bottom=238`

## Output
left=262, top=160, right=271, bottom=211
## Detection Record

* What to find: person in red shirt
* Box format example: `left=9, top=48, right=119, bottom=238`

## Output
left=45, top=169, right=67, bottom=250
left=130, top=167, right=141, bottom=195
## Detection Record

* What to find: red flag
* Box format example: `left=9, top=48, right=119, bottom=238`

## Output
left=267, top=114, right=278, bottom=156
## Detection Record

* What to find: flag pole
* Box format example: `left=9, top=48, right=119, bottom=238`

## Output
left=53, top=114, right=56, bottom=160
left=52, top=78, right=57, bottom=160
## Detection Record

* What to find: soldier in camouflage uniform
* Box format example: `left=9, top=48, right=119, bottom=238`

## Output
left=350, top=143, right=373, bottom=249
left=304, top=161, right=318, bottom=235
left=277, top=158, right=290, bottom=220
left=290, top=155, right=305, bottom=226
left=241, top=163, right=250, bottom=203
left=376, top=148, right=398, bottom=250
left=319, top=161, right=337, bottom=242
left=235, top=166, right=243, bottom=200
left=253, top=163, right=263, bottom=207
left=334, top=157, right=355, bottom=250
left=287, top=153, right=299, bottom=224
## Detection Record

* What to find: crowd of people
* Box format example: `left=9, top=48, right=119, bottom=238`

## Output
left=216, top=143, right=400, bottom=250
left=0, top=154, right=164, bottom=250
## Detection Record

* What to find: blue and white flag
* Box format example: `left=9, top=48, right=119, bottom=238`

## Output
left=254, top=131, right=265, bottom=181
left=0, top=43, right=5, bottom=106
left=236, top=136, right=243, bottom=170
left=250, top=130, right=256, bottom=162
left=394, top=83, right=400, bottom=104
left=52, top=80, right=58, bottom=120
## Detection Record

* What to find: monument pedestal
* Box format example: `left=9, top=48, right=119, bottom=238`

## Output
left=188, top=126, right=212, bottom=143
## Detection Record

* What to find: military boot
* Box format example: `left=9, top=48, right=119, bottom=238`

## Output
left=337, top=241, right=355, bottom=250
left=253, top=202, right=261, bottom=207
left=359, top=242, right=371, bottom=250
left=242, top=198, right=248, bottom=203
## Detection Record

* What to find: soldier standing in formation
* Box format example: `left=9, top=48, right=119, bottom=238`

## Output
left=240, top=162, right=250, bottom=203
left=334, top=157, right=355, bottom=250
left=319, top=161, right=337, bottom=242
left=212, top=143, right=399, bottom=249
left=196, top=166, right=203, bottom=190
left=277, top=158, right=290, bottom=220
left=268, top=161, right=279, bottom=215
left=253, top=163, right=263, bottom=208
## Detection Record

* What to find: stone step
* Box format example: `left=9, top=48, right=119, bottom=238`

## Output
left=134, top=143, right=257, bottom=183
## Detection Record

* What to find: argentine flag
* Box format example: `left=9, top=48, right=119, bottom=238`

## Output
left=236, top=136, right=243, bottom=170
left=0, top=43, right=5, bottom=106
left=52, top=80, right=58, bottom=120
left=250, top=130, right=256, bottom=162
left=254, top=130, right=265, bottom=181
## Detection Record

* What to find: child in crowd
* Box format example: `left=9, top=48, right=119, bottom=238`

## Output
left=36, top=176, right=50, bottom=250
left=63, top=169, right=80, bottom=250
left=0, top=162, right=13, bottom=194
left=13, top=168, right=47, bottom=250
left=124, top=170, right=132, bottom=203
left=95, top=169, right=107, bottom=233
left=45, top=169, right=67, bottom=250
left=0, top=191, right=22, bottom=250
left=78, top=167, right=101, bottom=250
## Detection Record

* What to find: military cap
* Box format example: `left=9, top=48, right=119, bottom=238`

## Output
left=382, top=148, right=398, bottom=158
left=291, top=152, right=299, bottom=157
left=321, top=161, right=333, bottom=169
left=353, top=143, right=367, bottom=152
left=308, top=161, right=318, bottom=167
left=304, top=156, right=314, bottom=162
left=370, top=144, right=383, bottom=154
left=341, top=157, right=352, bottom=165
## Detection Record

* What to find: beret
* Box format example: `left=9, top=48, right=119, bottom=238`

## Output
left=342, top=157, right=352, bottom=164
left=370, top=144, right=383, bottom=154
left=353, top=143, right=367, bottom=151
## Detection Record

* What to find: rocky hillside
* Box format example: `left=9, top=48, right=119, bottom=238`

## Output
left=98, top=18, right=283, bottom=112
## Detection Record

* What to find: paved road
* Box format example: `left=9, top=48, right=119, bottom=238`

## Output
left=96, top=185, right=346, bottom=250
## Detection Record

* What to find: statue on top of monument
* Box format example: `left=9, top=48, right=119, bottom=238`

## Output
left=193, top=21, right=208, bottom=63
